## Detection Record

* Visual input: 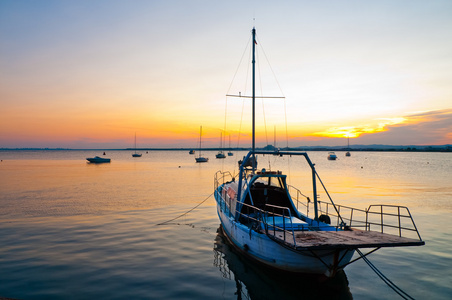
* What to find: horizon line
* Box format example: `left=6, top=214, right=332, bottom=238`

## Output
left=1, top=144, right=451, bottom=152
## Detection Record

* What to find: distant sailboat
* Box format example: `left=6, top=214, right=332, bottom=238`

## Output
left=227, top=134, right=233, bottom=156
left=272, top=126, right=280, bottom=155
left=345, top=136, right=351, bottom=157
left=216, top=131, right=226, bottom=159
left=132, top=133, right=142, bottom=157
left=195, top=126, right=208, bottom=163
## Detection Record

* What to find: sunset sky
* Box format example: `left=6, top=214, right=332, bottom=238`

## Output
left=1, top=1, right=451, bottom=149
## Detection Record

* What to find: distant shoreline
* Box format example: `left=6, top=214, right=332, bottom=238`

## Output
left=1, top=145, right=451, bottom=152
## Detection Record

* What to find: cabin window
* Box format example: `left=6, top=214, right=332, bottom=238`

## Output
left=252, top=176, right=284, bottom=189
left=269, top=177, right=284, bottom=189
left=243, top=175, right=295, bottom=217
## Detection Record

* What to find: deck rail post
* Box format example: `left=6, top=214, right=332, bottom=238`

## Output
left=350, top=208, right=354, bottom=227
left=380, top=205, right=384, bottom=233
left=312, top=168, right=318, bottom=221
left=283, top=209, right=286, bottom=242
left=365, top=208, right=369, bottom=231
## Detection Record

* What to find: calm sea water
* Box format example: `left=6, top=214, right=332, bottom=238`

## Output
left=0, top=150, right=451, bottom=299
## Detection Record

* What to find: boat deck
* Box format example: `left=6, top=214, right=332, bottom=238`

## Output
left=271, top=229, right=425, bottom=250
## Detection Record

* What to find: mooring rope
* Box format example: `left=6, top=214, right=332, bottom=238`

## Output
left=356, top=249, right=415, bottom=300
left=156, top=192, right=214, bottom=226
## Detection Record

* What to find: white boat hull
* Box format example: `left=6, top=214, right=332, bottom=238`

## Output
left=216, top=198, right=354, bottom=277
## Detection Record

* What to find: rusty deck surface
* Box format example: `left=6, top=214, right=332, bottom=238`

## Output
left=271, top=229, right=425, bottom=250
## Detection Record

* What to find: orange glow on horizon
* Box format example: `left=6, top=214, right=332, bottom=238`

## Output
left=2, top=107, right=451, bottom=148
left=310, top=117, right=407, bottom=139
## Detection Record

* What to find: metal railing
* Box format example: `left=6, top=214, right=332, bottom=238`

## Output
left=264, top=204, right=297, bottom=246
left=288, top=185, right=310, bottom=215
left=312, top=201, right=423, bottom=241
left=366, top=205, right=423, bottom=240
left=215, top=184, right=234, bottom=219
left=227, top=201, right=299, bottom=247
left=215, top=172, right=423, bottom=244
left=214, top=170, right=234, bottom=190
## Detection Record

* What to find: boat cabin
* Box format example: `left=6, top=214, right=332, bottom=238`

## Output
left=238, top=169, right=300, bottom=223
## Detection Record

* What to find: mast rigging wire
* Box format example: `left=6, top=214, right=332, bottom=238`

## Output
left=254, top=32, right=292, bottom=179
left=225, top=35, right=253, bottom=150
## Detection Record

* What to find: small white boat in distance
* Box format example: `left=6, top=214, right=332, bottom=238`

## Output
left=189, top=149, right=195, bottom=154
left=327, top=152, right=337, bottom=160
left=228, top=151, right=234, bottom=156
left=86, top=156, right=111, bottom=163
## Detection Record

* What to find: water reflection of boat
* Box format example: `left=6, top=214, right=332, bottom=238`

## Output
left=214, top=225, right=353, bottom=300
left=214, top=27, right=424, bottom=278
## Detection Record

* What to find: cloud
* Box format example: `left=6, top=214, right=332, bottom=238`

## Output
left=311, top=118, right=407, bottom=138
left=356, top=109, right=452, bottom=145
left=305, top=109, right=452, bottom=145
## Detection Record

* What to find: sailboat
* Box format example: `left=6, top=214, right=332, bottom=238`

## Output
left=345, top=136, right=351, bottom=157
left=216, top=132, right=226, bottom=159
left=227, top=135, right=234, bottom=156
left=272, top=126, right=280, bottom=155
left=195, top=126, right=208, bottom=163
left=214, top=28, right=424, bottom=277
left=132, top=133, right=142, bottom=157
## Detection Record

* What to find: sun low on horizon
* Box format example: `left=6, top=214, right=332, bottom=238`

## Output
left=1, top=1, right=451, bottom=149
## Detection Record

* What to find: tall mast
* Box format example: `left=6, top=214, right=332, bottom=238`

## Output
left=252, top=27, right=256, bottom=171
left=199, top=126, right=202, bottom=157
